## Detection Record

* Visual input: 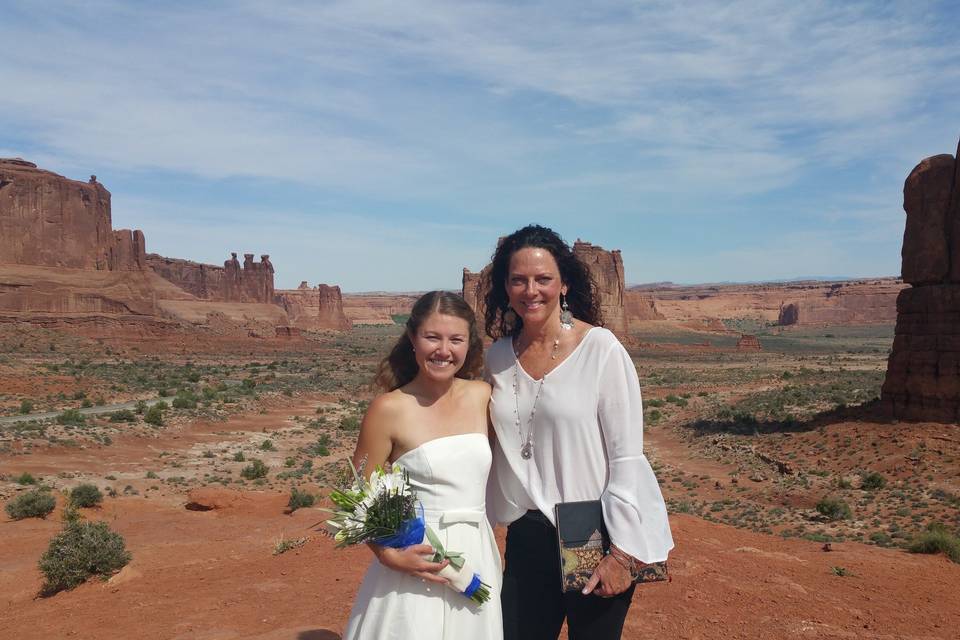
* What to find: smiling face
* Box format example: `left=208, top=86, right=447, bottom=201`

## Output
left=409, top=312, right=471, bottom=382
left=506, top=247, right=567, bottom=328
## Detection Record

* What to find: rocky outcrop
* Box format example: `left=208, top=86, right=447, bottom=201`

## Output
left=882, top=137, right=960, bottom=423
left=146, top=252, right=276, bottom=304
left=462, top=239, right=631, bottom=337
left=342, top=294, right=420, bottom=325
left=0, top=158, right=145, bottom=271
left=625, top=290, right=664, bottom=322
left=776, top=283, right=900, bottom=326
left=275, top=282, right=352, bottom=331
left=572, top=241, right=628, bottom=335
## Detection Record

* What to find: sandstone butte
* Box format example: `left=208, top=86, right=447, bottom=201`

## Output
left=882, top=134, right=960, bottom=423
left=0, top=158, right=350, bottom=335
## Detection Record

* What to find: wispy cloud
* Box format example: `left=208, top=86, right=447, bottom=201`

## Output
left=1, top=0, right=957, bottom=287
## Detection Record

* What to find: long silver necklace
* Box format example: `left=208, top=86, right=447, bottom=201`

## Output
left=513, top=336, right=560, bottom=460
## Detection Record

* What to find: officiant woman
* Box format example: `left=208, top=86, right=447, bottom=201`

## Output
left=482, top=224, right=674, bottom=640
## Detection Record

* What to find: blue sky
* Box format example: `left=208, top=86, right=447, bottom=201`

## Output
left=2, top=1, right=959, bottom=291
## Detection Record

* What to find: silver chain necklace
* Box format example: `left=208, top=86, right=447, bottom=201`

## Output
left=512, top=336, right=559, bottom=460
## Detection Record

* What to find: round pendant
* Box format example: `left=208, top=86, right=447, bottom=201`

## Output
left=521, top=442, right=533, bottom=459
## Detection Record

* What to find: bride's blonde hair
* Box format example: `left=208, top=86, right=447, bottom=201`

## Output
left=374, top=291, right=484, bottom=391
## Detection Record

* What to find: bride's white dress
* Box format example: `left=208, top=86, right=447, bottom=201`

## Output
left=343, top=433, right=503, bottom=640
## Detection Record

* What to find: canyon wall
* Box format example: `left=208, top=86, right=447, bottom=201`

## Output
left=0, top=159, right=145, bottom=271
left=146, top=253, right=275, bottom=304
left=275, top=282, right=352, bottom=331
left=639, top=279, right=903, bottom=327
left=882, top=139, right=960, bottom=422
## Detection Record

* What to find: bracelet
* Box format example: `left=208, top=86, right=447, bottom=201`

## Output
left=608, top=544, right=642, bottom=580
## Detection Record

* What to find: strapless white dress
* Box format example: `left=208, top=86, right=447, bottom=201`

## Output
left=343, top=433, right=503, bottom=640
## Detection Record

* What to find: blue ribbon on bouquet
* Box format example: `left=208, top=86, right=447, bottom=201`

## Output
left=463, top=574, right=482, bottom=599
left=373, top=504, right=425, bottom=549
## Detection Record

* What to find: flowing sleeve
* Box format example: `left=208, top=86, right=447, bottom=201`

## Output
left=597, top=337, right=675, bottom=563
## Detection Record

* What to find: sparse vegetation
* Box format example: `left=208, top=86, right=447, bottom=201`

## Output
left=69, top=483, right=104, bottom=508
left=287, top=487, right=316, bottom=512
left=241, top=459, right=268, bottom=480
left=5, top=489, right=56, bottom=520
left=816, top=497, right=852, bottom=521
left=38, top=521, right=131, bottom=595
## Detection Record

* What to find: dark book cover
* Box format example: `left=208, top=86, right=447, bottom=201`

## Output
left=554, top=500, right=668, bottom=593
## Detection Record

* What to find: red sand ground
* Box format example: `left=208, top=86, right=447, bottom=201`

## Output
left=2, top=400, right=959, bottom=639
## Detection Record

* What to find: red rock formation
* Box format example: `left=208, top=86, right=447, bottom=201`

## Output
left=146, top=252, right=276, bottom=304
left=882, top=136, right=960, bottom=423
left=341, top=294, right=420, bottom=325
left=275, top=326, right=302, bottom=338
left=776, top=282, right=900, bottom=326
left=461, top=239, right=631, bottom=338
left=275, top=282, right=352, bottom=331
left=736, top=334, right=762, bottom=351
left=624, top=290, right=664, bottom=322
left=0, top=158, right=145, bottom=271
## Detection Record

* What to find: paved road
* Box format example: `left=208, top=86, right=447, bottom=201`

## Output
left=0, top=397, right=167, bottom=427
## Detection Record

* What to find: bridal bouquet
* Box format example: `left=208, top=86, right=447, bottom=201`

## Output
left=324, top=460, right=491, bottom=604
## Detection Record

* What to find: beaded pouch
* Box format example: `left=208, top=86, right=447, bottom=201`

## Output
left=555, top=500, right=668, bottom=593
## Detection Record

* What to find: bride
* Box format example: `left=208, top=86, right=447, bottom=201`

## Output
left=342, top=291, right=503, bottom=640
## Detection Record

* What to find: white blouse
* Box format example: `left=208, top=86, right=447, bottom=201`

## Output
left=486, top=327, right=674, bottom=564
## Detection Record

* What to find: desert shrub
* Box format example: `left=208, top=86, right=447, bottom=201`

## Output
left=646, top=398, right=665, bottom=408
left=144, top=405, right=164, bottom=427
left=288, top=487, right=316, bottom=512
left=80, top=398, right=93, bottom=408
left=339, top=415, right=361, bottom=431
left=38, top=521, right=131, bottom=595
left=816, top=496, right=852, bottom=521
left=860, top=472, right=887, bottom=491
left=260, top=439, right=276, bottom=451
left=241, top=378, right=256, bottom=390
left=172, top=396, right=196, bottom=409
left=241, top=459, right=268, bottom=480
left=135, top=400, right=148, bottom=415
left=109, top=409, right=136, bottom=423
left=69, top=483, right=104, bottom=508
left=16, top=472, right=37, bottom=485
left=56, top=409, right=85, bottom=426
left=646, top=409, right=662, bottom=425
left=5, top=489, right=56, bottom=520
left=908, top=524, right=960, bottom=563
left=19, top=399, right=33, bottom=414
left=233, top=451, right=246, bottom=462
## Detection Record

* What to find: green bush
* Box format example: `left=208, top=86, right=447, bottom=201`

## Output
left=233, top=451, right=245, bottom=462
left=241, top=459, right=268, bottom=480
left=144, top=405, right=164, bottom=427
left=109, top=409, right=136, bottom=423
left=860, top=472, right=887, bottom=491
left=816, top=496, right=852, bottom=521
left=5, top=489, right=56, bottom=520
left=908, top=526, right=960, bottom=563
left=339, top=415, right=361, bottom=431
left=69, top=483, right=104, bottom=508
left=56, top=409, right=85, bottom=426
left=135, top=400, right=148, bottom=415
left=19, top=399, right=33, bottom=414
left=287, top=487, right=316, bottom=512
left=260, top=439, right=276, bottom=451
left=38, top=521, right=131, bottom=595
left=16, top=472, right=37, bottom=485
left=171, top=396, right=196, bottom=409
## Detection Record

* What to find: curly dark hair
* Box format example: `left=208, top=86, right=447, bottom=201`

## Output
left=374, top=291, right=484, bottom=391
left=482, top=224, right=602, bottom=339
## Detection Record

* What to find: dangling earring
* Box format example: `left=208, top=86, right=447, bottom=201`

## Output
left=503, top=307, right=517, bottom=326
left=560, top=293, right=573, bottom=330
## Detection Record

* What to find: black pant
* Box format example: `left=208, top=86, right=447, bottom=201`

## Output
left=501, top=511, right=635, bottom=640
